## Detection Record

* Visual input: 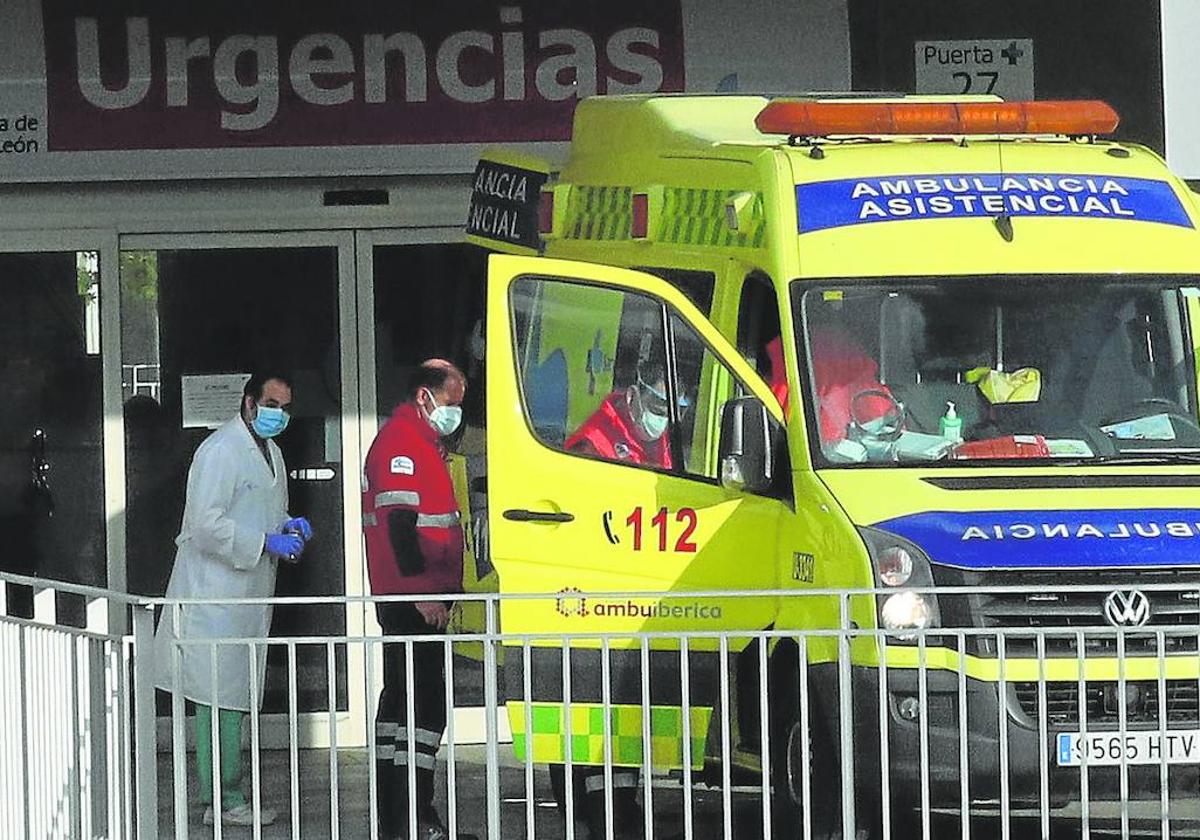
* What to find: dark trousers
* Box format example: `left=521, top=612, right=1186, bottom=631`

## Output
left=375, top=601, right=447, bottom=835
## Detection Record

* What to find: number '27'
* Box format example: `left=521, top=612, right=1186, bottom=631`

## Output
left=953, top=71, right=999, bottom=94
left=625, top=506, right=698, bottom=553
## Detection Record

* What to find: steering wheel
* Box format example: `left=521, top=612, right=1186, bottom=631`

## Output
left=848, top=388, right=906, bottom=442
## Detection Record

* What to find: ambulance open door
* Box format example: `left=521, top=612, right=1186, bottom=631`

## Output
left=484, top=254, right=790, bottom=640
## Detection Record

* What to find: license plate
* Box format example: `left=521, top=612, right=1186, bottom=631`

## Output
left=1057, top=730, right=1200, bottom=766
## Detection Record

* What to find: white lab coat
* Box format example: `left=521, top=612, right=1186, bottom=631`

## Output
left=153, top=416, right=289, bottom=711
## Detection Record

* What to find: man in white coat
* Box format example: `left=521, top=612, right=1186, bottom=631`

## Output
left=154, top=371, right=312, bottom=828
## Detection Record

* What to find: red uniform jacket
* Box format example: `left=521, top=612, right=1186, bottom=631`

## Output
left=363, top=403, right=464, bottom=596
left=564, top=392, right=672, bottom=469
left=765, top=336, right=790, bottom=413
left=810, top=327, right=894, bottom=443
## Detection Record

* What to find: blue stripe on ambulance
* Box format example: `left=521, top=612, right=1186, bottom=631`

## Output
left=796, top=174, right=1193, bottom=234
left=873, top=508, right=1200, bottom=570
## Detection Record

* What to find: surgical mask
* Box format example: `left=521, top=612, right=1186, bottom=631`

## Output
left=639, top=408, right=668, bottom=440
left=252, top=405, right=289, bottom=438
left=422, top=389, right=463, bottom=437
left=633, top=379, right=670, bottom=440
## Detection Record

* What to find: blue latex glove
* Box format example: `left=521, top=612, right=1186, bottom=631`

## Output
left=265, top=533, right=305, bottom=560
left=283, top=516, right=313, bottom=541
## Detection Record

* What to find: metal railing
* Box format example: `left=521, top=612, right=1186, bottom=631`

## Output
left=3, top=571, right=1200, bottom=839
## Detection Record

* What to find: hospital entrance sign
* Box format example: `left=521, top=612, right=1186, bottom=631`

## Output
left=915, top=38, right=1035, bottom=101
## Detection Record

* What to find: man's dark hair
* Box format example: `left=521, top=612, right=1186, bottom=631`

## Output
left=243, top=371, right=292, bottom=402
left=406, top=359, right=465, bottom=400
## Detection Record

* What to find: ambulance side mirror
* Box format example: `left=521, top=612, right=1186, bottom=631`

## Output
left=718, top=397, right=778, bottom=495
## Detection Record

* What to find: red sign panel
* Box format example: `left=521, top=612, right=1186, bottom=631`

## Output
left=42, top=1, right=684, bottom=151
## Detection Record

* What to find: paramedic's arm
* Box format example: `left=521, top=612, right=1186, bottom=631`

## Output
left=371, top=454, right=450, bottom=628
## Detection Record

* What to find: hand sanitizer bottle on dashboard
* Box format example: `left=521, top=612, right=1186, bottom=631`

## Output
left=939, top=401, right=963, bottom=442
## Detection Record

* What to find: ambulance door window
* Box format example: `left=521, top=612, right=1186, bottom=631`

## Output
left=510, top=277, right=670, bottom=468
left=671, top=311, right=749, bottom=481
left=636, top=267, right=716, bottom=316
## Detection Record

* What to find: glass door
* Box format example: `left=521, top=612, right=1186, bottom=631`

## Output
left=0, top=237, right=114, bottom=623
left=119, top=232, right=360, bottom=744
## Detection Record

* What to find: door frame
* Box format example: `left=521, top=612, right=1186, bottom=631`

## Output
left=121, top=231, right=364, bottom=747
left=0, top=229, right=123, bottom=632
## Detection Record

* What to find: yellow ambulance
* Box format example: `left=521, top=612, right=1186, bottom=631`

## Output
left=463, top=93, right=1200, bottom=833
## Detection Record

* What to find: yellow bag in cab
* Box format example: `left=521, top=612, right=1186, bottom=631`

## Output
left=965, top=366, right=1042, bottom=403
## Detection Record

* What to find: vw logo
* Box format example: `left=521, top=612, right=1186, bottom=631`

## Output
left=1103, top=589, right=1152, bottom=628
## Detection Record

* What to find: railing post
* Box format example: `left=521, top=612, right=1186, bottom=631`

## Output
left=483, top=597, right=501, bottom=840
left=131, top=603, right=159, bottom=840
left=838, top=594, right=856, bottom=840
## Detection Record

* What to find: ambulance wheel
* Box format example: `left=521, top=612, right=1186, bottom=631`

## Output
left=768, top=644, right=838, bottom=840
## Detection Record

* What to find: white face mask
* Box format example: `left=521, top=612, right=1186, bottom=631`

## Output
left=639, top=408, right=668, bottom=440
left=632, top=383, right=669, bottom=440
left=422, top=389, right=463, bottom=436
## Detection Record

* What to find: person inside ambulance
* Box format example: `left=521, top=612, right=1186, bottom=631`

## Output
left=808, top=319, right=901, bottom=461
left=565, top=351, right=673, bottom=469
left=763, top=335, right=790, bottom=413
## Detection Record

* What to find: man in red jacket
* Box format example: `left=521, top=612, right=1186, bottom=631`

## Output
left=565, top=356, right=673, bottom=469
left=363, top=359, right=467, bottom=840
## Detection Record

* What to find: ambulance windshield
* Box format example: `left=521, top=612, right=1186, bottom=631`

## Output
left=795, top=277, right=1200, bottom=466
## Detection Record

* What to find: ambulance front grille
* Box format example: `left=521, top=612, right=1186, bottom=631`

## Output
left=973, top=571, right=1200, bottom=657
left=1013, top=680, right=1200, bottom=726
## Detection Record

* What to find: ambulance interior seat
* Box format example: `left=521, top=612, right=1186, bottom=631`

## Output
left=524, top=348, right=569, bottom=447
left=1046, top=297, right=1154, bottom=428
left=879, top=295, right=988, bottom=437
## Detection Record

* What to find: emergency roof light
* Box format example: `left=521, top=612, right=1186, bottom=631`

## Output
left=754, top=99, right=1120, bottom=138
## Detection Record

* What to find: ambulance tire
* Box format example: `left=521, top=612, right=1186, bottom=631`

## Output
left=768, top=644, right=839, bottom=840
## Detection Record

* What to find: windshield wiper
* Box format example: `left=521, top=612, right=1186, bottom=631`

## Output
left=1081, top=451, right=1200, bottom=466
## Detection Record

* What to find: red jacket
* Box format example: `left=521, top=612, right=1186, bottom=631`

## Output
left=363, top=403, right=464, bottom=596
left=564, top=392, right=672, bottom=468
left=765, top=336, right=790, bottom=413
left=810, top=327, right=894, bottom=443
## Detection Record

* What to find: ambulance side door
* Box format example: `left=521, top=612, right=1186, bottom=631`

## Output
left=486, top=255, right=788, bottom=636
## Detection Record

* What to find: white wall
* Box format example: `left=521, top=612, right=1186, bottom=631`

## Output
left=1161, top=0, right=1200, bottom=178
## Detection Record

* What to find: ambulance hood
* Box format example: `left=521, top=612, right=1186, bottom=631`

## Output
left=819, top=468, right=1200, bottom=571
left=787, top=141, right=1200, bottom=278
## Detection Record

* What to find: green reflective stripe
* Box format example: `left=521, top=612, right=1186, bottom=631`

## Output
left=507, top=701, right=709, bottom=770
left=563, top=185, right=764, bottom=248
left=567, top=186, right=633, bottom=241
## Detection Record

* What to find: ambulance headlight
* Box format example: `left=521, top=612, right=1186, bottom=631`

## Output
left=881, top=591, right=932, bottom=635
left=858, top=526, right=941, bottom=642
left=876, top=546, right=913, bottom=587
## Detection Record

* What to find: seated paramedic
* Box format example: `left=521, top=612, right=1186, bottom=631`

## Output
left=809, top=322, right=898, bottom=454
left=564, top=351, right=673, bottom=469
left=764, top=335, right=790, bottom=413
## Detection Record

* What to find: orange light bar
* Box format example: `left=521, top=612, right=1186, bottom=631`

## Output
left=755, top=100, right=1120, bottom=137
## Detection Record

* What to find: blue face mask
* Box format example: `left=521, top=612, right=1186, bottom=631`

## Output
left=252, top=405, right=290, bottom=438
